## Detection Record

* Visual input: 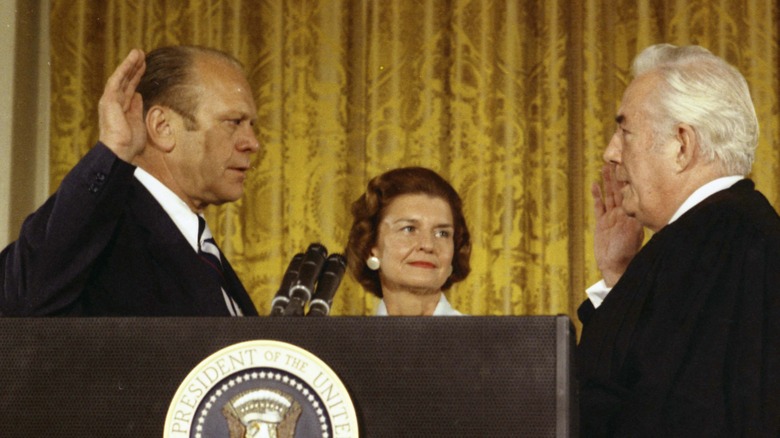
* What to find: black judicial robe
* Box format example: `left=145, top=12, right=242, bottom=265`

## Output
left=577, top=179, right=780, bottom=437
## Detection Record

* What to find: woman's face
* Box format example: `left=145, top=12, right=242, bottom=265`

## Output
left=371, top=193, right=455, bottom=295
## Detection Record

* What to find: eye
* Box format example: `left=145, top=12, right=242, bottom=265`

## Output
left=222, top=118, right=243, bottom=128
left=401, top=225, right=415, bottom=233
left=435, top=229, right=452, bottom=238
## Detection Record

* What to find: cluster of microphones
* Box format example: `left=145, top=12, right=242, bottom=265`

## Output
left=269, top=243, right=347, bottom=317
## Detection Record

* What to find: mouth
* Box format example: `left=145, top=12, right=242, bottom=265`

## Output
left=408, top=261, right=437, bottom=269
left=613, top=168, right=629, bottom=185
left=227, top=165, right=250, bottom=176
left=613, top=173, right=630, bottom=191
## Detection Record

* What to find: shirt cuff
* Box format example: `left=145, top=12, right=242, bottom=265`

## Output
left=586, top=279, right=612, bottom=309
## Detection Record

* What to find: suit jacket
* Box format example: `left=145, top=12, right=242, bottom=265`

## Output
left=577, top=180, right=780, bottom=437
left=0, top=143, right=258, bottom=316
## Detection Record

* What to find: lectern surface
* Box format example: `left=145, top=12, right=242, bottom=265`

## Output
left=0, top=316, right=576, bottom=437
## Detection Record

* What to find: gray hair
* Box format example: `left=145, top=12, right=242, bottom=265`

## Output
left=631, top=44, right=758, bottom=175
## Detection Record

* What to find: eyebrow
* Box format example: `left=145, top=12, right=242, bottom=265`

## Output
left=392, top=218, right=454, bottom=228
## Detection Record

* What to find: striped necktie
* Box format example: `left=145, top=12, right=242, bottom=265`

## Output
left=197, top=216, right=243, bottom=316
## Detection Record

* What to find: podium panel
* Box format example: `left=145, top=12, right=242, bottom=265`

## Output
left=0, top=316, right=577, bottom=437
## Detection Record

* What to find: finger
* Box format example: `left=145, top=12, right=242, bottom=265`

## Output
left=120, top=50, right=146, bottom=111
left=591, top=181, right=605, bottom=218
left=606, top=165, right=626, bottom=207
left=104, top=49, right=146, bottom=110
left=601, top=165, right=616, bottom=210
left=612, top=180, right=624, bottom=207
left=128, top=92, right=144, bottom=121
left=105, top=49, right=142, bottom=92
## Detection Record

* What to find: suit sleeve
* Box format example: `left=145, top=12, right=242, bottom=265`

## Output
left=0, top=142, right=136, bottom=315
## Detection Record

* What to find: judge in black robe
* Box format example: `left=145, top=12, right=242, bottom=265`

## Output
left=578, top=179, right=780, bottom=436
left=577, top=43, right=780, bottom=437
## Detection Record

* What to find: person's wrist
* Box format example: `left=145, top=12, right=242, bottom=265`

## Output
left=603, top=273, right=620, bottom=288
left=598, top=263, right=626, bottom=288
left=99, top=138, right=135, bottom=163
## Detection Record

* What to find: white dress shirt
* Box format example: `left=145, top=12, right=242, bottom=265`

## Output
left=586, top=176, right=744, bottom=308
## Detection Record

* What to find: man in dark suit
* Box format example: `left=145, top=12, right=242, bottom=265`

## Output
left=577, top=43, right=780, bottom=436
left=0, top=46, right=259, bottom=316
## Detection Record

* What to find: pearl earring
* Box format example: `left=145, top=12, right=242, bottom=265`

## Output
left=366, top=256, right=381, bottom=270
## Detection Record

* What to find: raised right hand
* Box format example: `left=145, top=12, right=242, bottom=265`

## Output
left=98, top=49, right=147, bottom=163
left=592, top=164, right=644, bottom=287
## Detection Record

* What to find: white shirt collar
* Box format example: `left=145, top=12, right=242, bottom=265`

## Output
left=375, top=294, right=462, bottom=316
left=667, top=175, right=743, bottom=225
left=432, top=294, right=462, bottom=316
left=134, top=167, right=201, bottom=252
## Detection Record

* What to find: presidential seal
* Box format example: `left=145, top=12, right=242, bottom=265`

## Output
left=164, top=340, right=358, bottom=438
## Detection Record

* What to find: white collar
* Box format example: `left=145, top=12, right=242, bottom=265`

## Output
left=432, top=294, right=462, bottom=316
left=667, top=175, right=743, bottom=225
left=134, top=167, right=201, bottom=252
left=375, top=294, right=462, bottom=316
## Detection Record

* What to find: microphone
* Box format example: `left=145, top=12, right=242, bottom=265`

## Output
left=269, top=253, right=304, bottom=316
left=283, top=243, right=328, bottom=316
left=307, top=253, right=347, bottom=317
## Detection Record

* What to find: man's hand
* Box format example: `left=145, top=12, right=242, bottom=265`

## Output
left=98, top=49, right=147, bottom=163
left=592, top=164, right=644, bottom=287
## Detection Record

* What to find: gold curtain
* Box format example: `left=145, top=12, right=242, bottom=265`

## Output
left=49, top=1, right=780, bottom=324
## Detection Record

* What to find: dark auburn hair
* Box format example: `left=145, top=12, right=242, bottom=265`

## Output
left=346, top=167, right=471, bottom=297
left=136, top=45, right=243, bottom=130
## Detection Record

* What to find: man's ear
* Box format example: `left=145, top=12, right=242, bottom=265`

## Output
left=145, top=106, right=176, bottom=153
left=674, top=123, right=697, bottom=172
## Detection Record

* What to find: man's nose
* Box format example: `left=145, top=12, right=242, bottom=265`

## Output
left=603, top=132, right=622, bottom=164
left=237, top=122, right=260, bottom=152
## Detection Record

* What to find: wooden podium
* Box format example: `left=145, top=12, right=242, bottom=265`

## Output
left=0, top=316, right=577, bottom=437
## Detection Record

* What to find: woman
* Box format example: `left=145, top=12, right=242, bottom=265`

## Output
left=346, top=167, right=471, bottom=316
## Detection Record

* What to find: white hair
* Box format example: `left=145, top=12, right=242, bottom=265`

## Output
left=631, top=44, right=758, bottom=175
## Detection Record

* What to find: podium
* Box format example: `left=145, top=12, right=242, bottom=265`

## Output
left=0, top=316, right=577, bottom=437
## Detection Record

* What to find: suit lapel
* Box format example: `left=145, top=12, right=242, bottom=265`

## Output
left=129, top=182, right=233, bottom=316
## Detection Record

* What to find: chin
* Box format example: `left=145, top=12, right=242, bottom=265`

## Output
left=401, top=279, right=445, bottom=296
left=217, top=189, right=244, bottom=203
left=621, top=201, right=638, bottom=216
